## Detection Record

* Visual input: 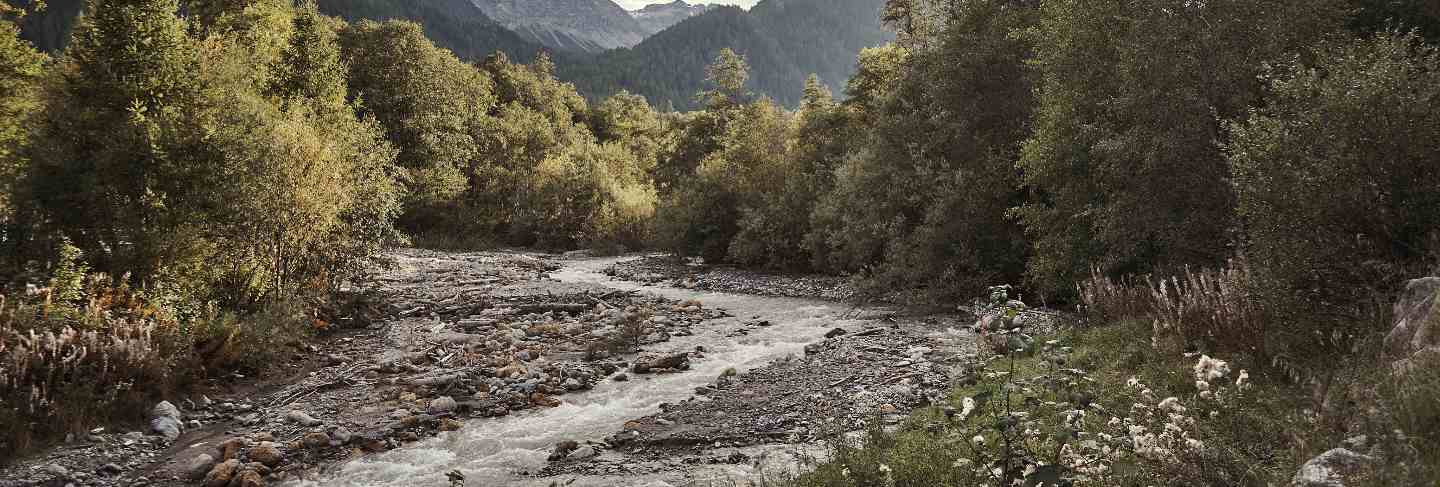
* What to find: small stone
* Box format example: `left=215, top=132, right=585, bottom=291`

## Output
left=247, top=443, right=284, bottom=467
left=97, top=463, right=123, bottom=476
left=878, top=404, right=898, bottom=413
left=203, top=459, right=239, bottom=487
left=331, top=427, right=355, bottom=445
left=439, top=418, right=463, bottom=432
left=825, top=328, right=848, bottom=339
left=612, top=374, right=628, bottom=382
left=285, top=410, right=323, bottom=426
left=427, top=396, right=458, bottom=414
left=564, top=378, right=583, bottom=390
left=42, top=464, right=69, bottom=478
left=302, top=432, right=331, bottom=449
left=401, top=431, right=420, bottom=442
left=179, top=453, right=217, bottom=480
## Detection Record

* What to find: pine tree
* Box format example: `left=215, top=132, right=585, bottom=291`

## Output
left=0, top=19, right=44, bottom=219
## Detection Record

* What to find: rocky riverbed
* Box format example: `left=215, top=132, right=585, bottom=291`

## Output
left=0, top=250, right=989, bottom=487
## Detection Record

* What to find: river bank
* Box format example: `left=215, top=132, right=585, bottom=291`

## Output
left=0, top=250, right=981, bottom=487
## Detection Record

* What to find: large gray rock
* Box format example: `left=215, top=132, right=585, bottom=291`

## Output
left=1292, top=448, right=1371, bottom=487
left=150, top=400, right=183, bottom=441
left=1383, top=277, right=1440, bottom=374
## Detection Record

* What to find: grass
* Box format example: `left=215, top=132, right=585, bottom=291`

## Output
left=784, top=320, right=1440, bottom=487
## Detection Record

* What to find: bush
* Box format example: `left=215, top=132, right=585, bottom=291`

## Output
left=1016, top=0, right=1347, bottom=298
left=1228, top=33, right=1440, bottom=353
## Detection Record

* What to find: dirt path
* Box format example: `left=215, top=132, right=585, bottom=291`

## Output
left=0, top=250, right=978, bottom=487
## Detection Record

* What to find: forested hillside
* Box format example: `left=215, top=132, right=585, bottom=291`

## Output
left=561, top=0, right=891, bottom=109
left=5, top=0, right=1440, bottom=485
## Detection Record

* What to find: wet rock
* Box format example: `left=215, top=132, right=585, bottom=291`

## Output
left=633, top=353, right=689, bottom=374
left=180, top=453, right=217, bottom=480
left=567, top=446, right=598, bottom=460
left=825, top=328, right=848, bottom=339
left=285, top=410, right=322, bottom=427
left=203, top=459, right=240, bottom=487
left=247, top=443, right=284, bottom=467
left=563, top=378, right=583, bottom=390
left=150, top=400, right=183, bottom=441
left=549, top=440, right=579, bottom=461
left=612, top=374, right=629, bottom=382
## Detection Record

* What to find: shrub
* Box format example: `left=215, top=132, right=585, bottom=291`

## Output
left=1228, top=33, right=1440, bottom=355
left=1016, top=0, right=1347, bottom=298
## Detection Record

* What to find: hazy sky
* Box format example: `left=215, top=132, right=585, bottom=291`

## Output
left=615, top=0, right=760, bottom=10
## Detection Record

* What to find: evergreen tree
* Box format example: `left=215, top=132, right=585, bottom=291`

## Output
left=0, top=18, right=43, bottom=221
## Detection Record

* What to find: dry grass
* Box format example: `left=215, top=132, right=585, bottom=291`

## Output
left=1079, top=261, right=1269, bottom=360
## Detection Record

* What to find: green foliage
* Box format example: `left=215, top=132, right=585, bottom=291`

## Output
left=809, top=1, right=1035, bottom=303
left=1015, top=0, right=1348, bottom=298
left=1228, top=33, right=1440, bottom=356
left=0, top=17, right=43, bottom=221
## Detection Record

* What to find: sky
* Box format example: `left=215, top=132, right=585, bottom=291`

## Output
left=614, top=0, right=760, bottom=10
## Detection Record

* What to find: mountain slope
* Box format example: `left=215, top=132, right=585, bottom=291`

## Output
left=630, top=0, right=714, bottom=37
left=559, top=0, right=891, bottom=110
left=471, top=0, right=647, bottom=53
left=315, top=0, right=545, bottom=62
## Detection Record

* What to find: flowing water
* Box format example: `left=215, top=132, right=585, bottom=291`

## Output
left=295, top=257, right=876, bottom=487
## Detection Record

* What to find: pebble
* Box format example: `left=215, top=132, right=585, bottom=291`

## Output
left=285, top=410, right=323, bottom=426
left=567, top=446, right=598, bottom=460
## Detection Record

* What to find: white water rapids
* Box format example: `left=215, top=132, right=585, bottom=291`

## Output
left=294, top=257, right=876, bottom=487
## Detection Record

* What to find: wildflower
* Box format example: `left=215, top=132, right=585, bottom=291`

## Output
left=1126, top=376, right=1141, bottom=389
left=952, top=458, right=973, bottom=468
left=1235, top=369, right=1251, bottom=391
left=960, top=396, right=976, bottom=421
left=1158, top=397, right=1186, bottom=413
left=1185, top=438, right=1205, bottom=451
left=1193, top=355, right=1231, bottom=382
left=879, top=464, right=892, bottom=474
left=973, top=435, right=987, bottom=446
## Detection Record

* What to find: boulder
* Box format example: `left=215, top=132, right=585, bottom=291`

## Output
left=427, top=396, right=458, bottom=414
left=632, top=353, right=689, bottom=374
left=548, top=440, right=579, bottom=461
left=1384, top=277, right=1440, bottom=374
left=179, top=453, right=217, bottom=480
left=1292, top=448, right=1371, bottom=487
left=203, top=459, right=240, bottom=487
left=247, top=443, right=284, bottom=467
left=150, top=401, right=183, bottom=441
left=567, top=445, right=598, bottom=460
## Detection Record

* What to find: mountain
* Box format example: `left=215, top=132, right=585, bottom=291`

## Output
left=470, top=0, right=648, bottom=53
left=629, top=0, right=714, bottom=37
left=5, top=0, right=549, bottom=63
left=559, top=0, right=891, bottom=110
left=315, top=0, right=546, bottom=62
